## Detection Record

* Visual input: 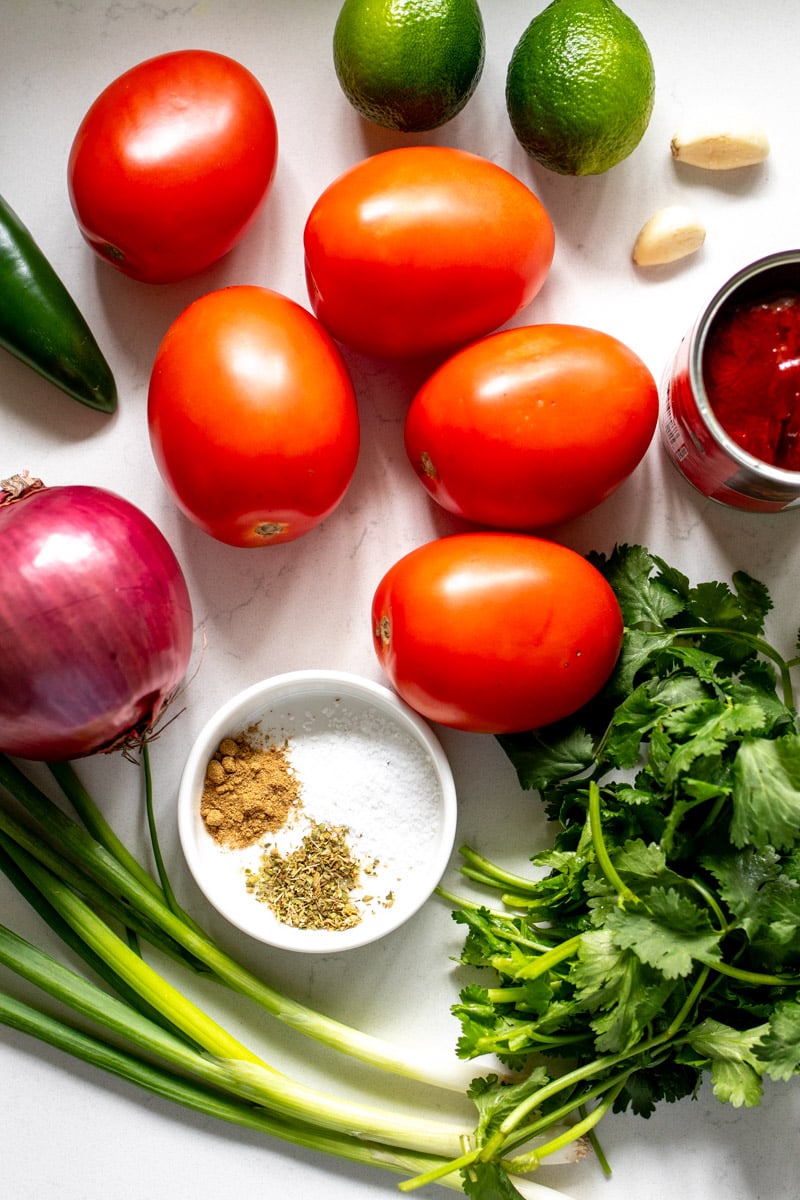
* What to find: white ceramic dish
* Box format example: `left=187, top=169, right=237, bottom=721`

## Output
left=177, top=669, right=457, bottom=953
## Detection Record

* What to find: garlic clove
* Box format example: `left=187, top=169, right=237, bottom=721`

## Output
left=632, top=205, right=706, bottom=267
left=670, top=120, right=770, bottom=169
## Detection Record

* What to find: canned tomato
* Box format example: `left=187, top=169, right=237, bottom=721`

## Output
left=660, top=250, right=800, bottom=512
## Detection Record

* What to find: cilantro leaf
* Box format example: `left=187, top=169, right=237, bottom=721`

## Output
left=497, top=724, right=594, bottom=792
left=467, top=1069, right=549, bottom=1142
left=729, top=661, right=795, bottom=733
left=590, top=544, right=686, bottom=627
left=731, top=570, right=773, bottom=629
left=650, top=555, right=691, bottom=604
left=703, top=846, right=800, bottom=963
left=660, top=698, right=766, bottom=787
left=755, top=998, right=800, bottom=1081
left=607, top=628, right=679, bottom=696
left=583, top=839, right=685, bottom=921
left=663, top=643, right=727, bottom=682
left=600, top=685, right=664, bottom=767
left=732, top=734, right=800, bottom=850
left=687, top=580, right=747, bottom=627
left=460, top=1161, right=529, bottom=1200
left=452, top=979, right=561, bottom=1062
left=617, top=1059, right=701, bottom=1116
left=571, top=929, right=677, bottom=1053
left=454, top=983, right=500, bottom=1024
left=663, top=696, right=766, bottom=746
left=684, top=1019, right=766, bottom=1106
left=609, top=838, right=669, bottom=881
left=604, top=672, right=714, bottom=763
left=605, top=888, right=722, bottom=978
left=660, top=569, right=771, bottom=637
left=603, top=675, right=711, bottom=768
left=685, top=579, right=766, bottom=634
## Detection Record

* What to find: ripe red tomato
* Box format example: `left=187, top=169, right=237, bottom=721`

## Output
left=303, top=146, right=555, bottom=358
left=67, top=50, right=278, bottom=284
left=405, top=325, right=658, bottom=529
left=371, top=533, right=623, bottom=734
left=147, top=286, right=360, bottom=547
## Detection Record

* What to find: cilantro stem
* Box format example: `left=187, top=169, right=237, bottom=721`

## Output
left=485, top=986, right=586, bottom=1027
left=470, top=1014, right=588, bottom=1055
left=588, top=783, right=639, bottom=907
left=706, top=959, right=800, bottom=987
left=584, top=1121, right=612, bottom=1177
left=664, top=963, right=711, bottom=1037
left=436, top=886, right=556, bottom=953
left=457, top=846, right=544, bottom=896
left=435, top=885, right=505, bottom=916
left=503, top=1066, right=633, bottom=1163
left=477, top=1056, right=620, bottom=1163
left=498, top=935, right=582, bottom=981
left=684, top=874, right=729, bottom=933
left=516, top=1077, right=627, bottom=1169
left=498, top=892, right=559, bottom=911
left=397, top=1146, right=480, bottom=1193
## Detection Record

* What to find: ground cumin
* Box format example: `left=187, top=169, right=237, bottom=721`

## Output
left=200, top=733, right=301, bottom=850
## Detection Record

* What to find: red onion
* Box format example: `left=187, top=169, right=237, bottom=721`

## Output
left=0, top=474, right=194, bottom=761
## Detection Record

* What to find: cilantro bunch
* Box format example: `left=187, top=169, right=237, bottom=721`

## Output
left=435, top=545, right=800, bottom=1194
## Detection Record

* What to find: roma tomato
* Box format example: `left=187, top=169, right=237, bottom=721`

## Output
left=303, top=146, right=555, bottom=358
left=147, top=286, right=360, bottom=547
left=405, top=325, right=658, bottom=529
left=68, top=50, right=278, bottom=284
left=371, top=533, right=623, bottom=734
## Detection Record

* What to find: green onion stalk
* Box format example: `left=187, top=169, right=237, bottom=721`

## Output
left=0, top=752, right=578, bottom=1200
left=0, top=752, right=473, bottom=1088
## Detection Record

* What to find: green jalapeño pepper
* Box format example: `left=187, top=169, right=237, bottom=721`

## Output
left=0, top=192, right=116, bottom=413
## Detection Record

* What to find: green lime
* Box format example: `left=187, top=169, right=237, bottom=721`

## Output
left=506, top=0, right=656, bottom=176
left=333, top=0, right=485, bottom=133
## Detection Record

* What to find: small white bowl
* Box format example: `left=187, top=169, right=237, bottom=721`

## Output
left=177, top=670, right=457, bottom=953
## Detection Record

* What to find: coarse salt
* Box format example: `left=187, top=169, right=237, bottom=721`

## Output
left=284, top=701, right=442, bottom=870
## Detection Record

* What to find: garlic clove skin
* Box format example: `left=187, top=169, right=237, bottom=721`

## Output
left=632, top=205, right=706, bottom=267
left=670, top=121, right=770, bottom=169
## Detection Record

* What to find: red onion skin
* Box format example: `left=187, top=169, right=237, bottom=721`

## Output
left=0, top=482, right=194, bottom=761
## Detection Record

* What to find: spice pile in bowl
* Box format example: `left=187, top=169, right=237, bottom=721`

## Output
left=178, top=670, right=457, bottom=952
left=201, top=735, right=300, bottom=849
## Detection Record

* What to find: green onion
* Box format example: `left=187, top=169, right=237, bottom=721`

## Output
left=0, top=988, right=468, bottom=1190
left=0, top=753, right=578, bottom=1198
left=0, top=752, right=474, bottom=1089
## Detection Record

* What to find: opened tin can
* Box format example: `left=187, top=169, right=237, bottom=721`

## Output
left=660, top=250, right=800, bottom=512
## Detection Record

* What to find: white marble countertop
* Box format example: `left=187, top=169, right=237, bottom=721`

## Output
left=2, top=2, right=800, bottom=1198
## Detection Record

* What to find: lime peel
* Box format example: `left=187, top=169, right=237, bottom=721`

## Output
left=506, top=0, right=656, bottom=176
left=333, top=0, right=485, bottom=133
